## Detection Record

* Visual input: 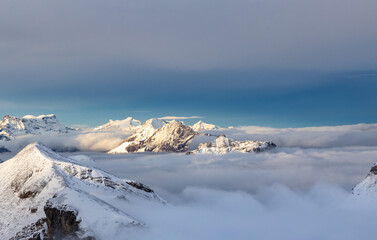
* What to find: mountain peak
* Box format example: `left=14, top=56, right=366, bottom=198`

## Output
left=0, top=143, right=165, bottom=239
left=353, top=163, right=377, bottom=197
left=94, top=117, right=141, bottom=131
left=109, top=119, right=196, bottom=153
left=192, top=120, right=218, bottom=131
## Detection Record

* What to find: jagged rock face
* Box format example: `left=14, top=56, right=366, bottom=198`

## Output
left=353, top=163, right=377, bottom=196
left=190, top=135, right=276, bottom=154
left=94, top=117, right=141, bottom=132
left=108, top=118, right=167, bottom=153
left=44, top=203, right=81, bottom=239
left=109, top=120, right=197, bottom=153
left=192, top=120, right=218, bottom=131
left=144, top=121, right=197, bottom=152
left=0, top=143, right=165, bottom=239
left=0, top=114, right=75, bottom=138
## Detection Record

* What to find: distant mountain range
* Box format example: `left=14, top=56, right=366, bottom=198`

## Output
left=109, top=118, right=276, bottom=154
left=0, top=114, right=75, bottom=140
left=0, top=114, right=277, bottom=154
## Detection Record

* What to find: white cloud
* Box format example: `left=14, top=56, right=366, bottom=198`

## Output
left=158, top=116, right=203, bottom=120
left=208, top=123, right=377, bottom=148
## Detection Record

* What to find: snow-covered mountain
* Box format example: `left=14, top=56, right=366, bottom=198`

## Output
left=94, top=117, right=141, bottom=132
left=192, top=120, right=219, bottom=131
left=352, top=163, right=377, bottom=196
left=0, top=143, right=165, bottom=239
left=109, top=119, right=197, bottom=154
left=189, top=135, right=276, bottom=154
left=0, top=114, right=74, bottom=139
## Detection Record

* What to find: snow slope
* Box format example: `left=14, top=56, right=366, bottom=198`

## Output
left=192, top=120, right=219, bottom=131
left=0, top=114, right=74, bottom=139
left=353, top=163, right=377, bottom=197
left=94, top=117, right=141, bottom=132
left=189, top=135, right=276, bottom=154
left=0, top=143, right=165, bottom=239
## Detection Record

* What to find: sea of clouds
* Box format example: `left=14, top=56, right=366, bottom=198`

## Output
left=2, top=123, right=377, bottom=239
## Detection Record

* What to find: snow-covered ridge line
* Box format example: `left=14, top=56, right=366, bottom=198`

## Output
left=0, top=143, right=165, bottom=239
left=0, top=114, right=75, bottom=139
left=188, top=135, right=276, bottom=154
left=192, top=120, right=219, bottom=131
left=94, top=117, right=141, bottom=132
left=353, top=163, right=377, bottom=197
left=109, top=119, right=276, bottom=154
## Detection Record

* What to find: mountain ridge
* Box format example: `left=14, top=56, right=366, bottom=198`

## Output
left=0, top=143, right=165, bottom=239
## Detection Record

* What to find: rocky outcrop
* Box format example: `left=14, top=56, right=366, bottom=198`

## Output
left=9, top=218, right=47, bottom=240
left=109, top=119, right=197, bottom=153
left=44, top=203, right=84, bottom=240
left=189, top=135, right=276, bottom=154
left=143, top=121, right=197, bottom=152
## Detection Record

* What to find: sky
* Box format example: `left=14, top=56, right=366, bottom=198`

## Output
left=0, top=0, right=377, bottom=128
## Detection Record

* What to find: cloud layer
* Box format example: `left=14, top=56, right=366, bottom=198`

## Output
left=1, top=0, right=376, bottom=71
left=124, top=186, right=377, bottom=240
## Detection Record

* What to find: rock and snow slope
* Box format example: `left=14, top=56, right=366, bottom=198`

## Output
left=353, top=163, right=377, bottom=197
left=109, top=119, right=277, bottom=154
left=109, top=118, right=166, bottom=153
left=109, top=119, right=197, bottom=154
left=0, top=114, right=74, bottom=139
left=189, top=135, right=276, bottom=154
left=94, top=117, right=141, bottom=132
left=192, top=120, right=219, bottom=131
left=0, top=143, right=165, bottom=239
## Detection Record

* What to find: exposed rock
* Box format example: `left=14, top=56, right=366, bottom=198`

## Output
left=9, top=218, right=47, bottom=240
left=109, top=118, right=167, bottom=153
left=126, top=181, right=154, bottom=193
left=143, top=121, right=197, bottom=152
left=44, top=203, right=81, bottom=239
left=109, top=120, right=197, bottom=153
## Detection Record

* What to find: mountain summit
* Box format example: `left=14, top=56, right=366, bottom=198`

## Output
left=353, top=163, right=377, bottom=197
left=0, top=143, right=165, bottom=239
left=94, top=117, right=141, bottom=132
left=109, top=119, right=197, bottom=153
left=192, top=120, right=219, bottom=131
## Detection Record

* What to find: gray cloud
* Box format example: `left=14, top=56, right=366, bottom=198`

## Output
left=0, top=0, right=376, bottom=73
